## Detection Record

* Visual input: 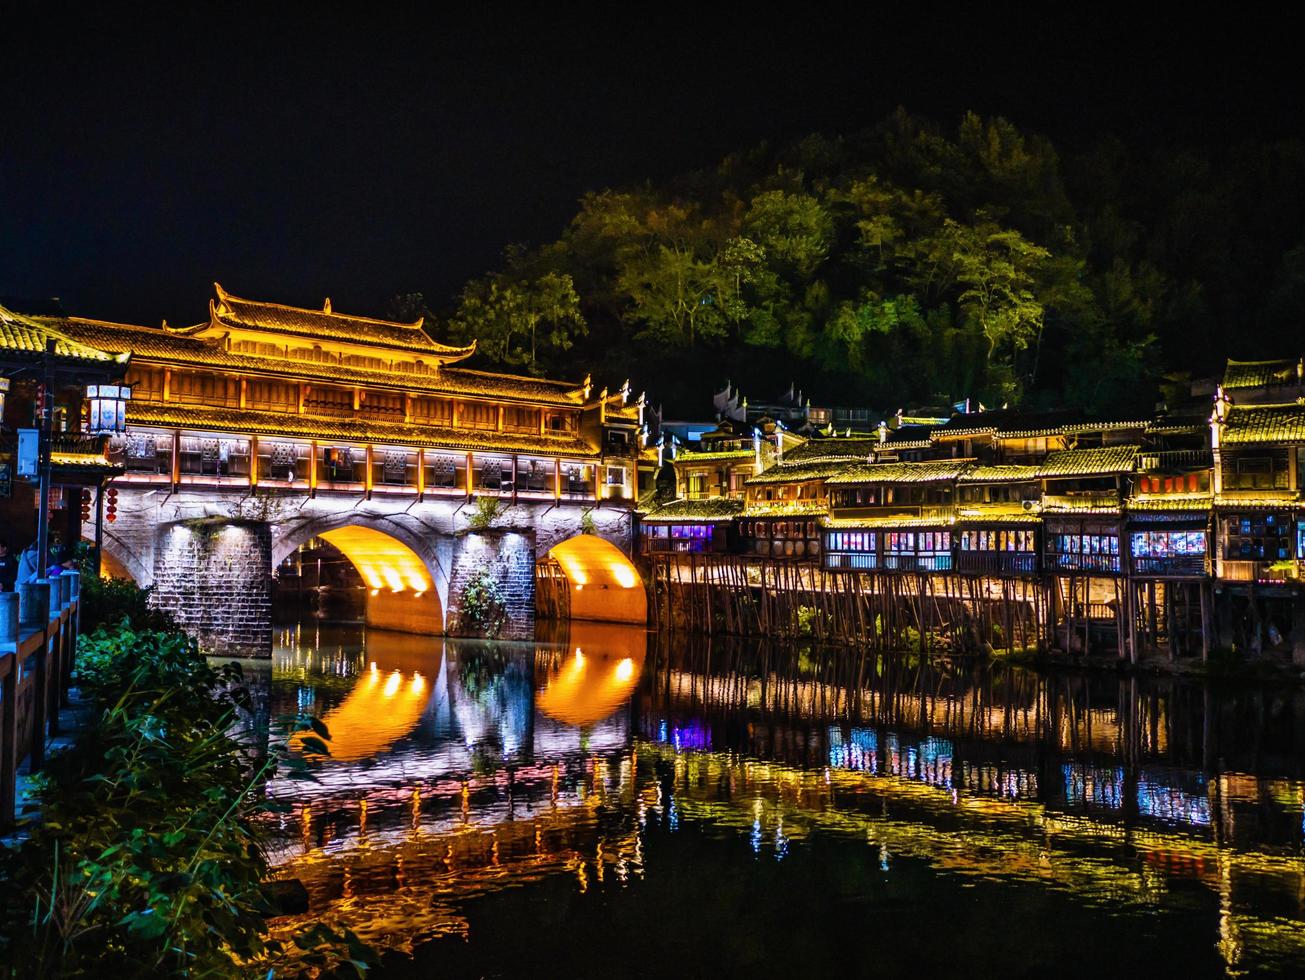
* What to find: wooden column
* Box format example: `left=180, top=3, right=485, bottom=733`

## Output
left=170, top=430, right=181, bottom=486
left=309, top=441, right=318, bottom=493
left=239, top=378, right=248, bottom=409
left=555, top=459, right=563, bottom=499
left=249, top=435, right=259, bottom=487
left=365, top=446, right=374, bottom=497
left=466, top=452, right=475, bottom=495
left=497, top=405, right=504, bottom=432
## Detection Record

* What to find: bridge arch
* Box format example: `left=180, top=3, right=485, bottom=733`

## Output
left=545, top=534, right=647, bottom=625
left=274, top=515, right=448, bottom=635
left=81, top=527, right=151, bottom=585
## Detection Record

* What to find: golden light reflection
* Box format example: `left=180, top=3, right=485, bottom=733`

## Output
left=320, top=526, right=431, bottom=593
left=537, top=623, right=647, bottom=726
left=291, top=635, right=441, bottom=761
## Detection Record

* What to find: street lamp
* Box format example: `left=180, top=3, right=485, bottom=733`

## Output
left=85, top=383, right=131, bottom=435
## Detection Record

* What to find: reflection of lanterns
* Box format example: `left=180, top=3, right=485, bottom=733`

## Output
left=85, top=384, right=131, bottom=435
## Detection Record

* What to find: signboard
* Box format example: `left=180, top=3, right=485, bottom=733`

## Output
left=16, top=428, right=39, bottom=478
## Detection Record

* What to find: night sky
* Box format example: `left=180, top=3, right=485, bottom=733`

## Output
left=3, top=7, right=1300, bottom=330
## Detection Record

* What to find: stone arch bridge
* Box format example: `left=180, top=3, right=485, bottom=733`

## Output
left=93, top=485, right=639, bottom=656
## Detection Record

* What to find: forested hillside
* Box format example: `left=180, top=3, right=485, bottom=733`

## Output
left=398, top=110, right=1305, bottom=417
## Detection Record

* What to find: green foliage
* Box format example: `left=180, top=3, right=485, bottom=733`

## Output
left=0, top=623, right=374, bottom=978
left=449, top=268, right=585, bottom=375
left=795, top=604, right=821, bottom=637
left=466, top=495, right=503, bottom=531
left=458, top=569, right=506, bottom=637
left=73, top=543, right=177, bottom=635
left=580, top=508, right=597, bottom=535
left=419, top=108, right=1305, bottom=416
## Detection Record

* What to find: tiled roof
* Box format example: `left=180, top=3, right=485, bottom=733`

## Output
left=959, top=464, right=1041, bottom=484
left=1223, top=358, right=1299, bottom=391
left=210, top=283, right=474, bottom=359
left=881, top=424, right=935, bottom=445
left=642, top=497, right=745, bottom=523
left=50, top=317, right=586, bottom=406
left=741, top=500, right=829, bottom=518
left=826, top=460, right=970, bottom=486
left=873, top=438, right=931, bottom=451
left=1, top=304, right=123, bottom=364
left=955, top=512, right=1043, bottom=526
left=783, top=437, right=877, bottom=463
left=50, top=450, right=123, bottom=474
left=1037, top=446, right=1138, bottom=478
left=1126, top=493, right=1213, bottom=513
left=1040, top=498, right=1122, bottom=515
left=1221, top=403, right=1305, bottom=445
left=124, top=401, right=600, bottom=457
left=821, top=514, right=956, bottom=529
left=1213, top=494, right=1305, bottom=510
left=674, top=449, right=755, bottom=464
left=745, top=459, right=853, bottom=486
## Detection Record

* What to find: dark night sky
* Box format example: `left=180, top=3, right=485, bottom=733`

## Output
left=3, top=6, right=1301, bottom=329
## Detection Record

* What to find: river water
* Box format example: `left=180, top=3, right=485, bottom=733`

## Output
left=252, top=618, right=1305, bottom=978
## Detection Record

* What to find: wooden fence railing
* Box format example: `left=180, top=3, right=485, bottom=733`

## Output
left=1, top=571, right=82, bottom=828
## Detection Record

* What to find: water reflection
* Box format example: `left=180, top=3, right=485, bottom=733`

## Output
left=258, top=624, right=1305, bottom=975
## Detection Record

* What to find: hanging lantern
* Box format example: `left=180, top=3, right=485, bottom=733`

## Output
left=85, top=383, right=132, bottom=435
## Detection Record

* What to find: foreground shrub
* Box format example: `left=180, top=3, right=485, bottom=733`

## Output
left=0, top=624, right=371, bottom=978
left=72, top=545, right=177, bottom=635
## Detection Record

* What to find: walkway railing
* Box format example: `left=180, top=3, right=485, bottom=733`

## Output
left=0, top=571, right=81, bottom=828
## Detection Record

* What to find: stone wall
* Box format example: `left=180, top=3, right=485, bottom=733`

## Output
left=149, top=521, right=273, bottom=657
left=445, top=529, right=537, bottom=640
left=94, top=485, right=638, bottom=649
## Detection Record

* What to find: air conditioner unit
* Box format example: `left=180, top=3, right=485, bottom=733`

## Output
left=1022, top=499, right=1037, bottom=512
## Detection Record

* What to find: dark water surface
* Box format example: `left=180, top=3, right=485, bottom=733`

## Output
left=254, top=619, right=1305, bottom=978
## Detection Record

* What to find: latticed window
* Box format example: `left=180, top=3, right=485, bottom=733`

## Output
left=523, top=460, right=550, bottom=492
left=429, top=455, right=459, bottom=487
left=382, top=449, right=408, bottom=483
left=480, top=459, right=503, bottom=489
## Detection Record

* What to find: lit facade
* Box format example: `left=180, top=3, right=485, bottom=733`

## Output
left=44, top=284, right=642, bottom=505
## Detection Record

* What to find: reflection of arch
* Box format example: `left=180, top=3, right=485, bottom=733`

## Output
left=276, top=519, right=445, bottom=634
left=291, top=631, right=442, bottom=760
left=546, top=535, right=647, bottom=624
left=536, top=622, right=647, bottom=726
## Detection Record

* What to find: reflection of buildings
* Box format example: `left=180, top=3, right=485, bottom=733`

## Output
left=262, top=624, right=1305, bottom=975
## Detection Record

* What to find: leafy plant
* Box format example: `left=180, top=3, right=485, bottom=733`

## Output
left=73, top=544, right=177, bottom=636
left=466, top=495, right=503, bottom=531
left=0, top=622, right=375, bottom=978
left=458, top=569, right=507, bottom=637
left=580, top=508, right=597, bottom=535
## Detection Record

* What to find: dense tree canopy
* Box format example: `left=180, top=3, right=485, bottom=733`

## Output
left=401, top=110, right=1305, bottom=418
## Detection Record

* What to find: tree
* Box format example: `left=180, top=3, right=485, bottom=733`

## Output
left=449, top=271, right=585, bottom=375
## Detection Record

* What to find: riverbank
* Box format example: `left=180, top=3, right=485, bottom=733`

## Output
left=0, top=608, right=374, bottom=978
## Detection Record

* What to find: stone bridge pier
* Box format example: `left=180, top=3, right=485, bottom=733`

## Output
left=93, top=486, right=635, bottom=657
